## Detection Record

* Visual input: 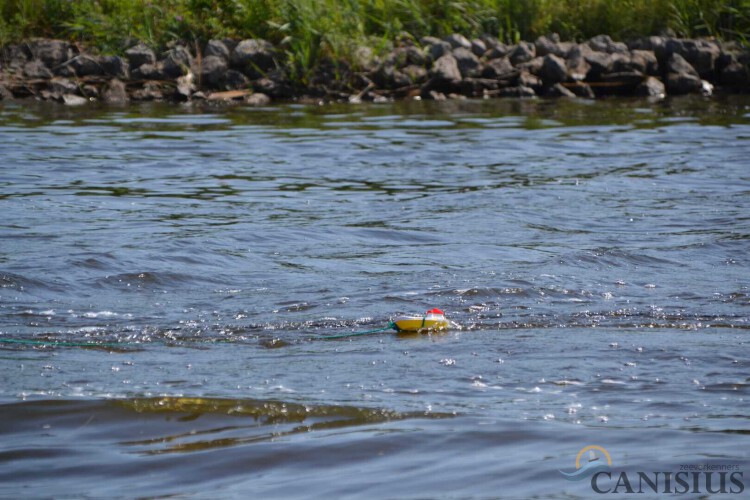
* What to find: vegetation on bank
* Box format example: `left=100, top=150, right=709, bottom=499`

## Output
left=1, top=1, right=749, bottom=62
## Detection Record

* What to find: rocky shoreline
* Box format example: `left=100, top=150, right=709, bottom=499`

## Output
left=1, top=34, right=748, bottom=105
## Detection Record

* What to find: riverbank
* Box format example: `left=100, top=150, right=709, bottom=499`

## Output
left=1, top=34, right=748, bottom=105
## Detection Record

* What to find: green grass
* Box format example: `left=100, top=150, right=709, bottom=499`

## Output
left=1, top=0, right=749, bottom=70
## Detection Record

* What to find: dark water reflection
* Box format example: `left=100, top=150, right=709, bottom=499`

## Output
left=1, top=96, right=749, bottom=497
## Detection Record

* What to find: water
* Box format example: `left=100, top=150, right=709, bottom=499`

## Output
left=1, top=96, right=749, bottom=498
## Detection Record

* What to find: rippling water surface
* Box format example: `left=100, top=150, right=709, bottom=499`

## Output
left=1, top=97, right=749, bottom=498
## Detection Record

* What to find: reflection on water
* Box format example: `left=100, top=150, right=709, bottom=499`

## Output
left=1, top=96, right=749, bottom=497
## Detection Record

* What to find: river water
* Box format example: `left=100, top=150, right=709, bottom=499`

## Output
left=1, top=96, right=749, bottom=498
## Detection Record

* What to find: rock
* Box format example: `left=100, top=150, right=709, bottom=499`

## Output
left=69, top=55, right=105, bottom=77
left=245, top=92, right=271, bottom=106
left=420, top=36, right=442, bottom=47
left=666, top=53, right=702, bottom=94
left=125, top=43, right=156, bottom=69
left=517, top=56, right=543, bottom=76
left=30, top=39, right=71, bottom=68
left=81, top=84, right=99, bottom=99
left=23, top=60, right=53, bottom=79
left=582, top=47, right=613, bottom=79
left=2, top=44, right=30, bottom=70
left=445, top=33, right=471, bottom=50
left=102, top=79, right=129, bottom=103
left=404, top=45, right=426, bottom=67
left=566, top=45, right=591, bottom=80
left=162, top=46, right=193, bottom=78
left=48, top=77, right=78, bottom=95
left=132, top=63, right=165, bottom=80
left=629, top=50, right=658, bottom=75
left=518, top=71, right=542, bottom=91
left=101, top=55, right=129, bottom=79
left=609, top=53, right=630, bottom=73
left=225, top=69, right=250, bottom=90
left=667, top=52, right=699, bottom=78
left=430, top=54, right=462, bottom=82
left=635, top=76, right=666, bottom=98
left=452, top=47, right=481, bottom=77
left=470, top=39, right=487, bottom=57
left=566, top=81, right=596, bottom=98
left=131, top=81, right=164, bottom=101
left=667, top=73, right=703, bottom=94
left=588, top=34, right=628, bottom=54
left=484, top=43, right=509, bottom=60
left=60, top=93, right=86, bottom=105
left=373, top=62, right=409, bottom=88
left=535, top=34, right=571, bottom=58
left=230, top=39, right=275, bottom=77
left=481, top=57, right=515, bottom=79
left=205, top=39, right=230, bottom=60
left=426, top=40, right=452, bottom=62
left=509, top=42, right=535, bottom=66
left=197, top=55, right=228, bottom=88
left=665, top=38, right=720, bottom=78
left=457, top=78, right=499, bottom=97
left=402, top=64, right=428, bottom=83
left=545, top=83, right=576, bottom=97
left=539, top=54, right=568, bottom=84
left=252, top=75, right=294, bottom=99
left=720, top=61, right=749, bottom=87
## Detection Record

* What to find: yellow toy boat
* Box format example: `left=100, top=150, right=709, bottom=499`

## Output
left=392, top=308, right=450, bottom=332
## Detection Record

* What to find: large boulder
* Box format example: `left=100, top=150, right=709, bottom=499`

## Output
left=481, top=57, right=515, bottom=79
left=452, top=47, right=481, bottom=77
left=204, top=39, right=230, bottom=61
left=629, top=50, right=659, bottom=75
left=566, top=45, right=591, bottom=81
left=719, top=61, right=749, bottom=87
left=162, top=46, right=193, bottom=78
left=430, top=53, right=462, bottom=82
left=125, top=43, right=156, bottom=70
left=425, top=39, right=452, bottom=62
left=470, top=39, right=487, bottom=57
left=23, top=60, right=53, bottom=79
left=68, top=55, right=106, bottom=77
left=666, top=53, right=702, bottom=94
left=29, top=39, right=72, bottom=68
left=582, top=46, right=614, bottom=79
left=539, top=54, right=568, bottom=84
left=197, top=55, right=228, bottom=88
left=445, top=33, right=471, bottom=50
left=230, top=39, right=275, bottom=77
left=100, top=56, right=129, bottom=79
left=224, top=69, right=250, bottom=90
left=509, top=42, right=536, bottom=66
left=535, top=34, right=573, bottom=58
left=665, top=38, right=720, bottom=79
left=102, top=78, right=129, bottom=103
left=587, top=34, right=628, bottom=54
left=635, top=76, right=666, bottom=97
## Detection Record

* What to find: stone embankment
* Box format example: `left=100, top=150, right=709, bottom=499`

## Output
left=1, top=33, right=748, bottom=105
